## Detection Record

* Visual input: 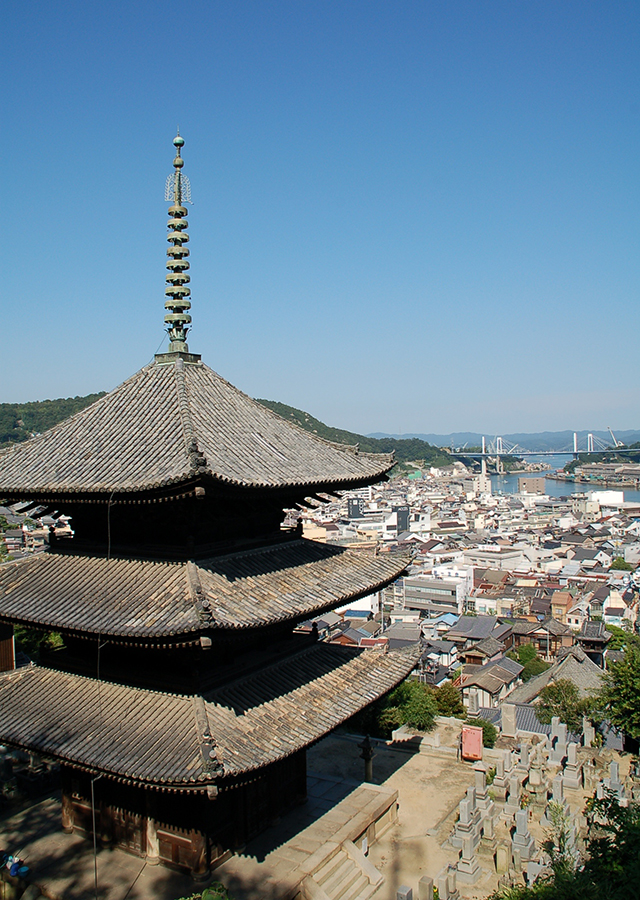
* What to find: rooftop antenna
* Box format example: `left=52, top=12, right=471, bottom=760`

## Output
left=163, top=129, right=193, bottom=353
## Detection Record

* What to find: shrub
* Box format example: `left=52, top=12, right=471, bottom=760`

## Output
left=610, top=557, right=633, bottom=571
left=488, top=793, right=640, bottom=899
left=536, top=679, right=596, bottom=734
left=353, top=678, right=438, bottom=738
left=473, top=717, right=497, bottom=748
left=521, top=657, right=551, bottom=682
left=402, top=683, right=439, bottom=730
left=433, top=681, right=465, bottom=717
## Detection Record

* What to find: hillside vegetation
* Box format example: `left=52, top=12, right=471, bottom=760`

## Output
left=256, top=399, right=451, bottom=467
left=0, top=395, right=106, bottom=446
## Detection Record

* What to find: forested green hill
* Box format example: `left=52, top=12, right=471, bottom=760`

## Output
left=0, top=395, right=105, bottom=446
left=256, top=399, right=451, bottom=467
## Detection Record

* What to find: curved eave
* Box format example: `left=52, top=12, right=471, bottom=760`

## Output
left=0, top=359, right=396, bottom=497
left=0, top=459, right=393, bottom=501
left=0, top=644, right=419, bottom=788
left=0, top=544, right=409, bottom=642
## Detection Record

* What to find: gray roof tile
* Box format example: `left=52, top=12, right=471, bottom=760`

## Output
left=0, top=643, right=417, bottom=784
left=0, top=359, right=392, bottom=496
left=507, top=646, right=604, bottom=703
left=0, top=540, right=408, bottom=639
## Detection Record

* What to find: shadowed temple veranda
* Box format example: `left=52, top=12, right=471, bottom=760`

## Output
left=0, top=134, right=415, bottom=878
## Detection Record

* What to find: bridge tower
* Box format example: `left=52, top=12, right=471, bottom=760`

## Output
left=587, top=433, right=595, bottom=453
left=496, top=436, right=504, bottom=475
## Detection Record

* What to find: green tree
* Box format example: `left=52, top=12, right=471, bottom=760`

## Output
left=609, top=557, right=634, bottom=571
left=508, top=643, right=551, bottom=682
left=516, top=643, right=538, bottom=665
left=536, top=679, right=595, bottom=734
left=599, top=637, right=640, bottom=740
left=402, top=683, right=439, bottom=730
left=488, top=794, right=640, bottom=899
left=522, top=657, right=551, bottom=682
left=353, top=679, right=438, bottom=738
left=14, top=625, right=64, bottom=662
left=433, top=681, right=465, bottom=718
left=542, top=799, right=576, bottom=877
left=603, top=623, right=630, bottom=651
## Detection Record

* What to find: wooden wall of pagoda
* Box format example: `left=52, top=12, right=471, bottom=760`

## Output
left=60, top=750, right=307, bottom=876
left=0, top=624, right=15, bottom=673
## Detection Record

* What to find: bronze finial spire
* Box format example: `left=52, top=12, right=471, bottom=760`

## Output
left=162, top=130, right=195, bottom=356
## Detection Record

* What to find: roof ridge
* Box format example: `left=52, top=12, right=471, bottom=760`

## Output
left=186, top=559, right=215, bottom=629
left=192, top=694, right=224, bottom=783
left=172, top=358, right=208, bottom=476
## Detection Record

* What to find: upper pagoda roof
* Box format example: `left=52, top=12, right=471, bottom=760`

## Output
left=0, top=357, right=392, bottom=498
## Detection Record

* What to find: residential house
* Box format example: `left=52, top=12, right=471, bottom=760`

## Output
left=550, top=590, right=573, bottom=624
left=576, top=620, right=611, bottom=668
left=507, top=645, right=605, bottom=704
left=507, top=617, right=574, bottom=660
left=458, top=656, right=523, bottom=708
left=445, top=615, right=512, bottom=651
left=459, top=636, right=505, bottom=666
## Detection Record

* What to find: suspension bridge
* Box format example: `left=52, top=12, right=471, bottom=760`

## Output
left=450, top=430, right=639, bottom=460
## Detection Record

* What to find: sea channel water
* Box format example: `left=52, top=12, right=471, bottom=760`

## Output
left=490, top=454, right=640, bottom=504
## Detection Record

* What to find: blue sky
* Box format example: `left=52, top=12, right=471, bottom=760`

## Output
left=3, top=1, right=639, bottom=435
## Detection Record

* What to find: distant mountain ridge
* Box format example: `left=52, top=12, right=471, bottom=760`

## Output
left=367, top=430, right=640, bottom=452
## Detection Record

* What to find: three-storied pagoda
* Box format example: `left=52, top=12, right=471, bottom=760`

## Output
left=0, top=134, right=415, bottom=877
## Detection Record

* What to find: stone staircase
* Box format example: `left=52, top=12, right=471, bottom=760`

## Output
left=213, top=782, right=397, bottom=900
left=302, top=840, right=383, bottom=900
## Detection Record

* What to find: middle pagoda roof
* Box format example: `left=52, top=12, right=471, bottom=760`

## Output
left=0, top=357, right=392, bottom=501
left=0, top=642, right=419, bottom=788
left=0, top=539, right=407, bottom=643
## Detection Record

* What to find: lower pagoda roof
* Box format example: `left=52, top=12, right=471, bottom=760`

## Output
left=0, top=643, right=418, bottom=788
left=0, top=540, right=408, bottom=642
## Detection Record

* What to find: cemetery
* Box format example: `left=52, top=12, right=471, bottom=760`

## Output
left=0, top=702, right=637, bottom=900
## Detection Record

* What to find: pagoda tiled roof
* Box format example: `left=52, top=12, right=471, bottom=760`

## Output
left=0, top=540, right=409, bottom=640
left=0, top=358, right=392, bottom=497
left=0, top=643, right=418, bottom=786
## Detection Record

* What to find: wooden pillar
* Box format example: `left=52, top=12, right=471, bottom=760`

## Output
left=61, top=792, right=74, bottom=833
left=0, top=623, right=15, bottom=673
left=61, top=794, right=74, bottom=833
left=61, top=767, right=74, bottom=833
left=145, top=794, right=160, bottom=866
left=190, top=829, right=210, bottom=882
left=99, top=800, right=112, bottom=848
